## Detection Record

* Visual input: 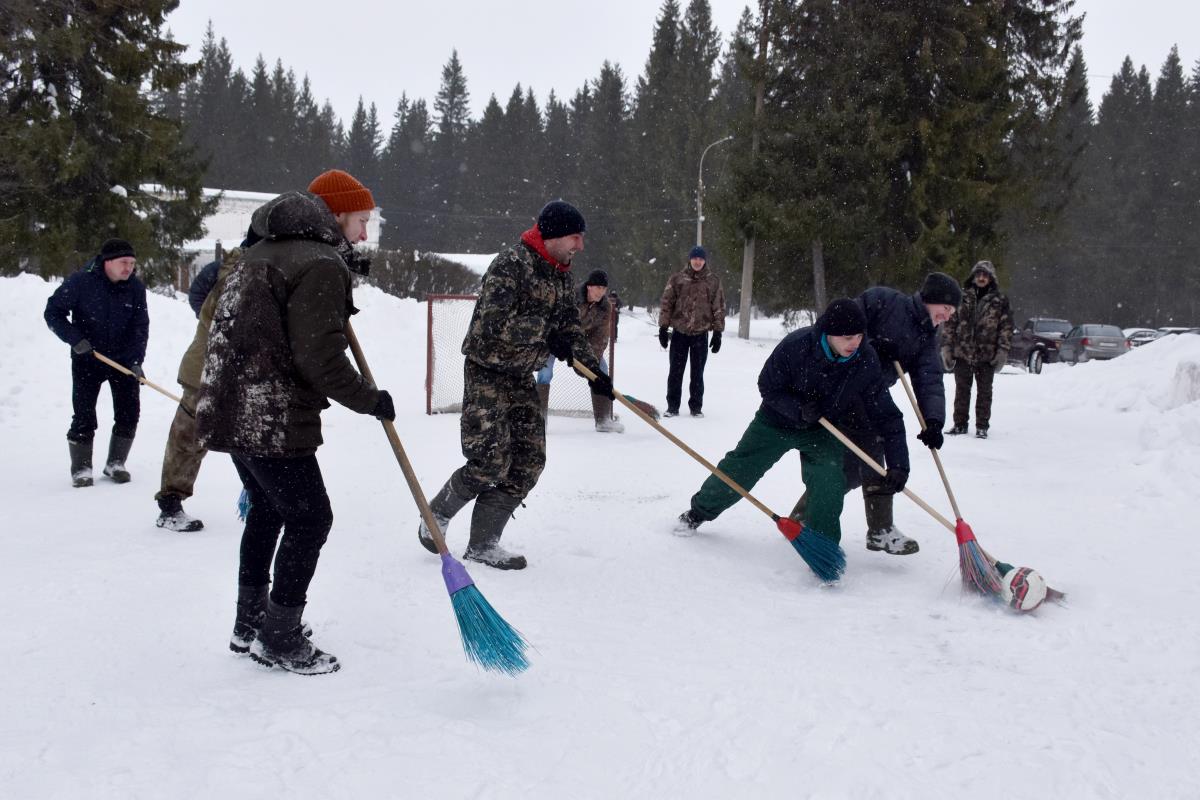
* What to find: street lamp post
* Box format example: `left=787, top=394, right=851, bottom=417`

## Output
left=696, top=135, right=734, bottom=247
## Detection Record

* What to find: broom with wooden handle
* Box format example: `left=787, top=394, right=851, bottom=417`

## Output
left=92, top=351, right=182, bottom=404
left=572, top=359, right=844, bottom=580
left=345, top=321, right=529, bottom=675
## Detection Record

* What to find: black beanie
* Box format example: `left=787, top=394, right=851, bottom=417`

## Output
left=584, top=269, right=608, bottom=287
left=537, top=200, right=587, bottom=240
left=688, top=245, right=707, bottom=261
left=98, top=238, right=135, bottom=263
left=919, top=272, right=962, bottom=307
left=816, top=298, right=867, bottom=336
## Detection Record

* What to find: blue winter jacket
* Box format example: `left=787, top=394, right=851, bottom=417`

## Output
left=187, top=259, right=220, bottom=317
left=757, top=326, right=909, bottom=472
left=858, top=286, right=946, bottom=424
left=44, top=260, right=150, bottom=366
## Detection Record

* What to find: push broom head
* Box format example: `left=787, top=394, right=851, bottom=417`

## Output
left=780, top=518, right=846, bottom=583
left=442, top=554, right=530, bottom=675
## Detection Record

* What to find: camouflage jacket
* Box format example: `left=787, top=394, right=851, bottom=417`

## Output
left=943, top=281, right=1013, bottom=364
left=461, top=228, right=602, bottom=379
left=196, top=192, right=380, bottom=457
left=659, top=264, right=725, bottom=335
left=577, top=285, right=613, bottom=361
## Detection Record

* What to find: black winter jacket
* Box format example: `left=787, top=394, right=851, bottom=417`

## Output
left=757, top=327, right=909, bottom=472
left=188, top=260, right=220, bottom=317
left=859, top=286, right=946, bottom=424
left=44, top=260, right=149, bottom=366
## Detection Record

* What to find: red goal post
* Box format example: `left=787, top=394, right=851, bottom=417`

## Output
left=425, top=293, right=617, bottom=417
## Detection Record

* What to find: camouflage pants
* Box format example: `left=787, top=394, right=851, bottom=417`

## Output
left=952, top=360, right=995, bottom=429
left=155, top=386, right=208, bottom=501
left=458, top=360, right=546, bottom=500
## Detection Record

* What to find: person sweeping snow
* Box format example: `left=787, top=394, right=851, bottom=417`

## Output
left=676, top=299, right=909, bottom=580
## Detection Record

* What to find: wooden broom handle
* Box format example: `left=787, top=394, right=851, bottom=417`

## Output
left=893, top=361, right=963, bottom=520
left=571, top=358, right=782, bottom=522
left=92, top=351, right=182, bottom=404
left=345, top=320, right=450, bottom=556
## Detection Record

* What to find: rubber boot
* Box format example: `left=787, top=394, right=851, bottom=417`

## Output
left=535, top=383, right=550, bottom=418
left=102, top=435, right=134, bottom=483
left=156, top=493, right=204, bottom=532
left=592, top=393, right=624, bottom=433
left=864, top=493, right=919, bottom=555
left=249, top=599, right=338, bottom=674
left=464, top=490, right=526, bottom=570
left=418, top=469, right=475, bottom=554
left=69, top=439, right=93, bottom=488
left=230, top=584, right=312, bottom=654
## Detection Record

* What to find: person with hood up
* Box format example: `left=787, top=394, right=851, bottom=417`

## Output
left=941, top=260, right=1012, bottom=439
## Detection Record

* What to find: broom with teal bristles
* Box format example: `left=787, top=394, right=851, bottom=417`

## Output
left=346, top=323, right=529, bottom=675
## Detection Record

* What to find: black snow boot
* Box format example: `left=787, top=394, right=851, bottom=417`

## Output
left=249, top=599, right=337, bottom=675
left=102, top=435, right=134, bottom=483
left=463, top=490, right=526, bottom=570
left=864, top=494, right=919, bottom=555
left=419, top=470, right=475, bottom=554
left=947, top=424, right=968, bottom=436
left=230, top=585, right=312, bottom=654
left=69, top=439, right=93, bottom=488
left=975, top=426, right=989, bottom=439
left=156, top=493, right=204, bottom=532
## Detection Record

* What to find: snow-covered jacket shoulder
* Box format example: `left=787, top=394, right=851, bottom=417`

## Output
left=196, top=192, right=379, bottom=457
left=44, top=260, right=149, bottom=366
left=757, top=327, right=909, bottom=471
left=859, top=286, right=946, bottom=423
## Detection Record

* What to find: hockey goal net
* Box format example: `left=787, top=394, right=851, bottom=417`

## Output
left=426, top=294, right=616, bottom=417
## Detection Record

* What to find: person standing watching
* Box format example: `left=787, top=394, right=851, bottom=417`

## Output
left=658, top=245, right=725, bottom=418
left=942, top=260, right=1012, bottom=440
left=45, top=238, right=149, bottom=488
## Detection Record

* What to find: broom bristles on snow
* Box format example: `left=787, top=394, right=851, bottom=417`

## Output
left=959, top=540, right=1004, bottom=597
left=441, top=554, right=530, bottom=675
left=790, top=529, right=846, bottom=583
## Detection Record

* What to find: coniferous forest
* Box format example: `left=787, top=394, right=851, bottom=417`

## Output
left=3, top=1, right=1199, bottom=327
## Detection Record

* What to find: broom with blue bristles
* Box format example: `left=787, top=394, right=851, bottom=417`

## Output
left=346, top=322, right=529, bottom=675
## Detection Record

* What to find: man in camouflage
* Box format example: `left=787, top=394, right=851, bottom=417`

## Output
left=941, top=260, right=1012, bottom=439
left=658, top=245, right=725, bottom=417
left=419, top=200, right=612, bottom=570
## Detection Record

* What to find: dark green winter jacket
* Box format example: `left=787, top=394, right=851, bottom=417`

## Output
left=196, top=192, right=380, bottom=457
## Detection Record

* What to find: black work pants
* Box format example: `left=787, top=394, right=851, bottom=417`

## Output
left=952, top=360, right=995, bottom=429
left=232, top=454, right=334, bottom=608
left=68, top=355, right=140, bottom=442
left=666, top=331, right=709, bottom=413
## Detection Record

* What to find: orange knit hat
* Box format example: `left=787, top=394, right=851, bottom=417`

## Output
left=307, top=169, right=375, bottom=215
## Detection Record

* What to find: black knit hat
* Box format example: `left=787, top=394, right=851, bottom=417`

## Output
left=537, top=200, right=587, bottom=240
left=98, top=238, right=135, bottom=263
left=688, top=245, right=707, bottom=261
left=584, top=269, right=608, bottom=287
left=919, top=272, right=962, bottom=307
left=816, top=298, right=867, bottom=336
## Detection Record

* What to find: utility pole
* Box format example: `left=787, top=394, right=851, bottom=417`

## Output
left=738, top=1, right=770, bottom=340
left=696, top=135, right=733, bottom=247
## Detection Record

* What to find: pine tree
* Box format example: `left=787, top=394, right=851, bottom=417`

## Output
left=430, top=50, right=471, bottom=250
left=345, top=97, right=382, bottom=190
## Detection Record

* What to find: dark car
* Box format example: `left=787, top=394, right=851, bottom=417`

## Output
left=1009, top=317, right=1072, bottom=374
left=1059, top=324, right=1131, bottom=364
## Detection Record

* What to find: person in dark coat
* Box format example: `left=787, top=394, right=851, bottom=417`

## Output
left=187, top=259, right=219, bottom=317
left=677, top=299, right=910, bottom=581
left=196, top=171, right=391, bottom=676
left=790, top=272, right=960, bottom=555
left=44, top=238, right=149, bottom=487
left=942, top=260, right=1013, bottom=439
left=658, top=245, right=725, bottom=417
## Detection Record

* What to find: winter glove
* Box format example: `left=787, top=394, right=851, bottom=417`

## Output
left=72, top=338, right=93, bottom=355
left=710, top=331, right=722, bottom=353
left=588, top=371, right=615, bottom=400
left=799, top=393, right=822, bottom=425
left=916, top=419, right=944, bottom=450
left=546, top=330, right=573, bottom=363
left=372, top=390, right=396, bottom=422
left=871, top=337, right=899, bottom=365
left=939, top=346, right=955, bottom=372
left=659, top=326, right=670, bottom=349
left=883, top=467, right=909, bottom=494
left=991, top=349, right=1008, bottom=374
left=130, top=363, right=145, bottom=380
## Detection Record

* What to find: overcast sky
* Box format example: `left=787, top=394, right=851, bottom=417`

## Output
left=164, top=1, right=1197, bottom=125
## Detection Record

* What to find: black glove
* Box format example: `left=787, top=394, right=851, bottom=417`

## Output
left=872, top=337, right=898, bottom=364
left=372, top=390, right=395, bottom=422
left=130, top=363, right=145, bottom=380
left=588, top=371, right=615, bottom=400
left=659, top=327, right=670, bottom=349
left=916, top=419, right=944, bottom=450
left=883, top=468, right=909, bottom=494
left=547, top=330, right=573, bottom=362
left=710, top=331, right=722, bottom=353
left=72, top=338, right=93, bottom=355
left=799, top=397, right=822, bottom=425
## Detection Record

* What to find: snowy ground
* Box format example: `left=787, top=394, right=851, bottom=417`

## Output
left=3, top=273, right=1199, bottom=799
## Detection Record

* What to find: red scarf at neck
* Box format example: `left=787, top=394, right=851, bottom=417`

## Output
left=520, top=227, right=571, bottom=272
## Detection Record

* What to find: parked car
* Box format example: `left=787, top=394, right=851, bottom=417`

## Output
left=1009, top=317, right=1072, bottom=374
left=1059, top=324, right=1131, bottom=364
left=1124, top=328, right=1162, bottom=348
left=1157, top=326, right=1199, bottom=337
